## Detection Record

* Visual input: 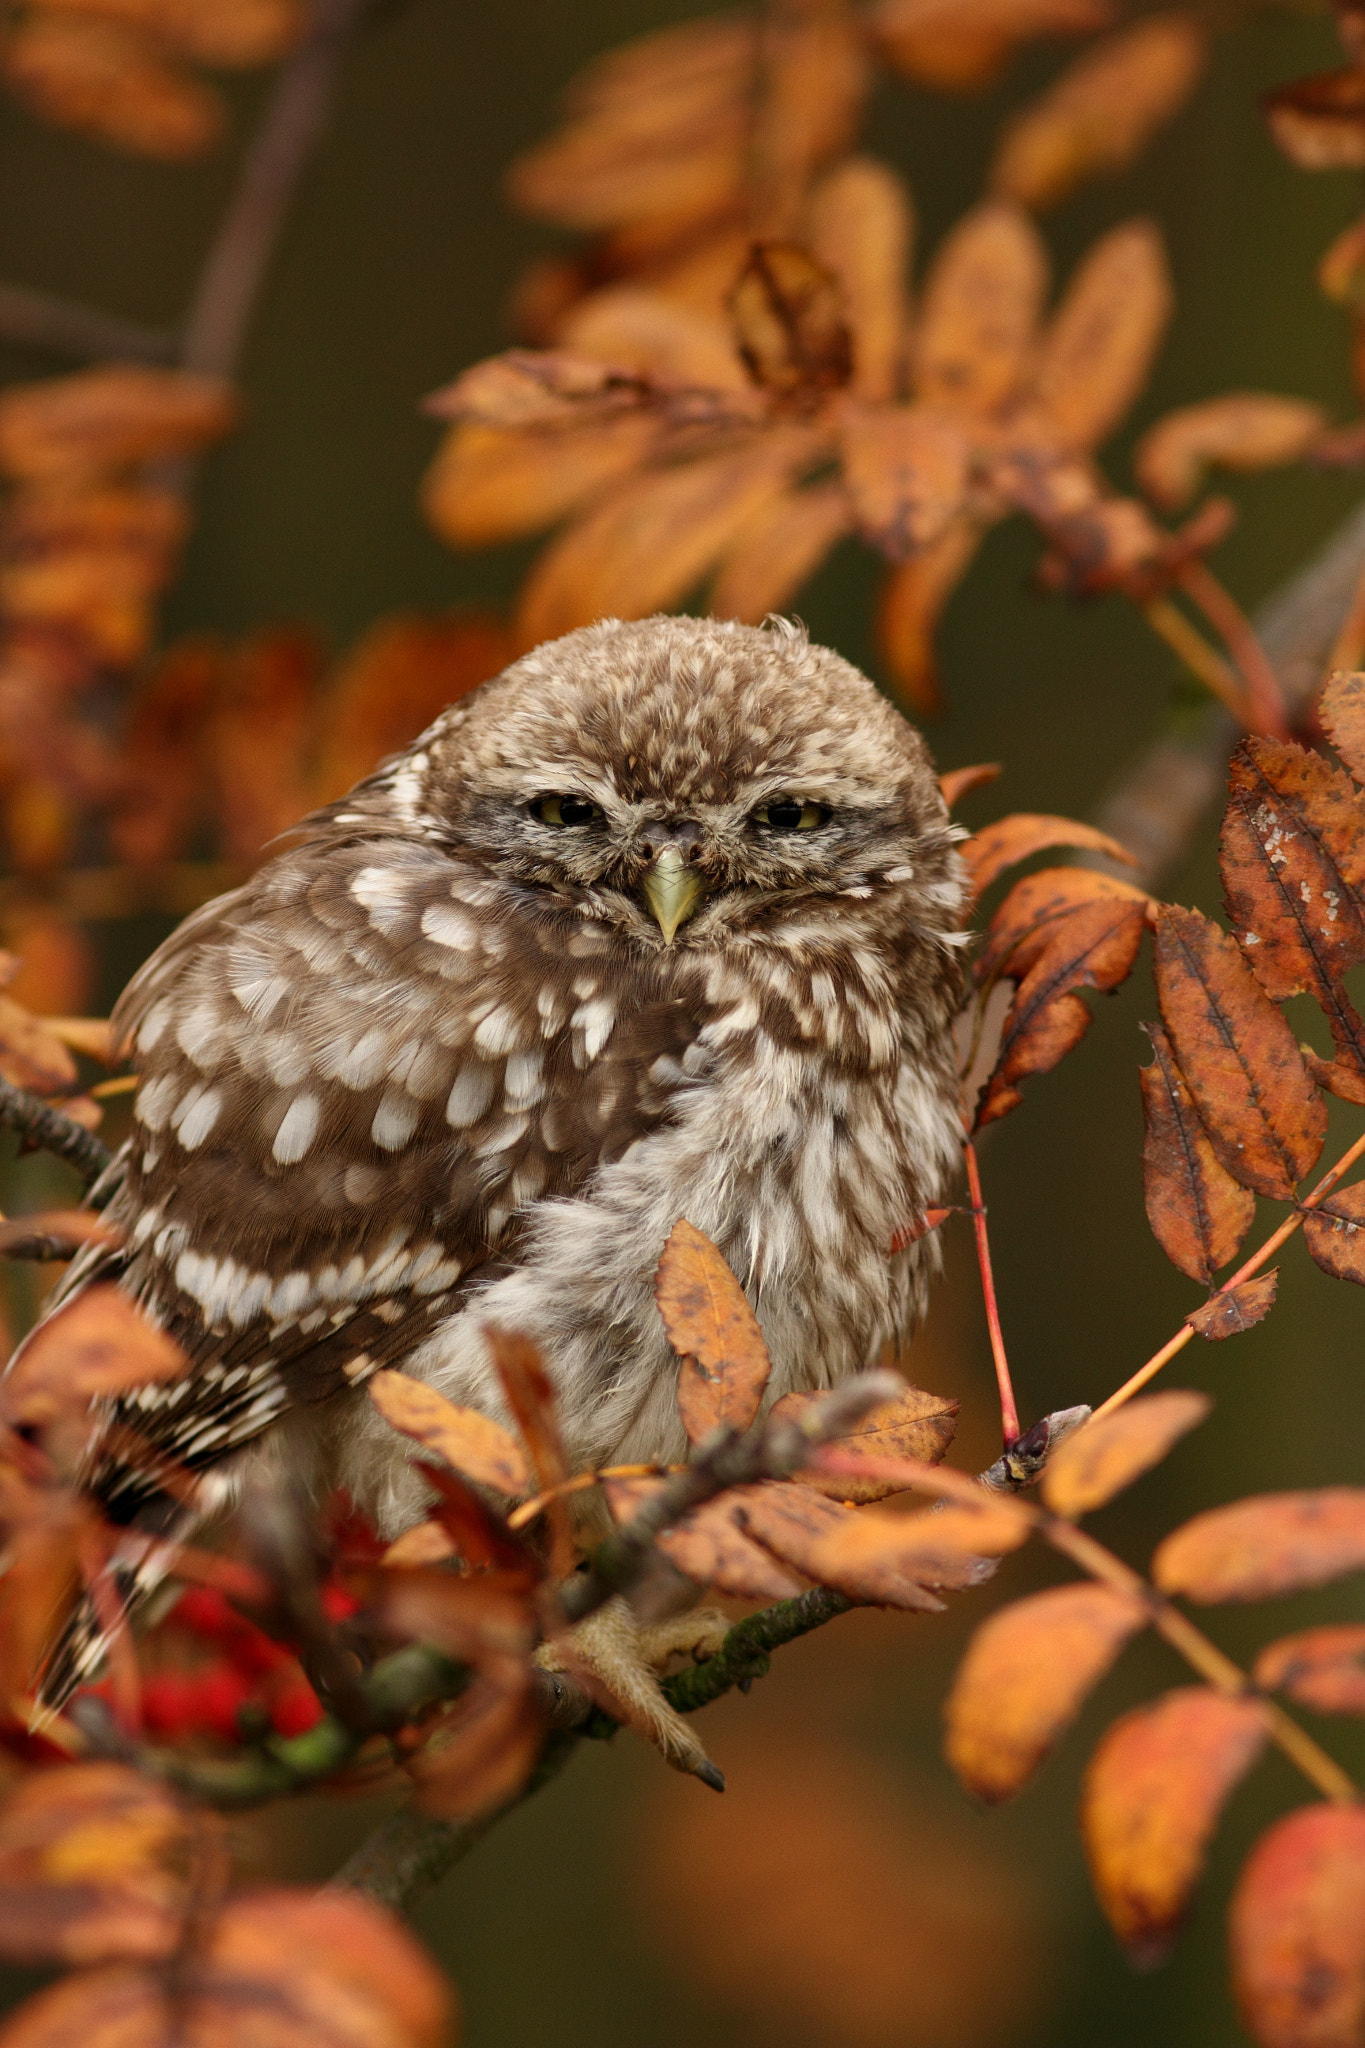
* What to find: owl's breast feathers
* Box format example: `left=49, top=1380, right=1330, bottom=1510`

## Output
left=32, top=822, right=961, bottom=1518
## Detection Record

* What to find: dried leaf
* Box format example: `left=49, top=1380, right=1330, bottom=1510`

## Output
left=368, top=1371, right=529, bottom=1497
left=0, top=992, right=79, bottom=1095
left=0, top=1763, right=188, bottom=1965
left=0, top=1211, right=120, bottom=1261
left=728, top=244, right=852, bottom=401
left=1137, top=393, right=1328, bottom=510
left=976, top=895, right=1146, bottom=1126
left=708, top=480, right=851, bottom=622
left=426, top=349, right=661, bottom=431
left=807, top=157, right=913, bottom=403
left=1028, top=219, right=1174, bottom=452
left=976, top=865, right=1150, bottom=983
left=560, top=288, right=748, bottom=392
left=945, top=1583, right=1148, bottom=1802
left=770, top=1384, right=959, bottom=1503
left=313, top=611, right=511, bottom=804
left=1264, top=67, right=1365, bottom=172
left=2, top=1285, right=186, bottom=1435
left=991, top=15, right=1207, bottom=210
left=1153, top=904, right=1327, bottom=1200
left=1, top=15, right=223, bottom=160
left=1041, top=1390, right=1210, bottom=1516
left=1230, top=1805, right=1365, bottom=2048
left=839, top=404, right=971, bottom=556
left=1255, top=1625, right=1365, bottom=1716
left=1185, top=1271, right=1279, bottom=1339
left=748, top=14, right=870, bottom=233
left=738, top=1481, right=949, bottom=1610
left=913, top=202, right=1047, bottom=416
left=1154, top=1488, right=1365, bottom=1602
left=656, top=1218, right=771, bottom=1441
left=34, top=0, right=305, bottom=68
left=0, top=486, right=188, bottom=665
left=483, top=1328, right=569, bottom=1509
left=409, top=1671, right=544, bottom=1823
left=40, top=1018, right=119, bottom=1066
left=607, top=1477, right=805, bottom=1602
left=1140, top=1021, right=1255, bottom=1283
left=0, top=364, right=233, bottom=487
left=1320, top=667, right=1365, bottom=786
left=962, top=811, right=1137, bottom=900
left=800, top=1489, right=1032, bottom=1604
left=871, top=0, right=1114, bottom=94
left=423, top=416, right=657, bottom=548
left=107, top=636, right=220, bottom=867
left=1083, top=1687, right=1269, bottom=1963
left=206, top=626, right=317, bottom=861
left=939, top=762, right=1001, bottom=809
left=876, top=514, right=982, bottom=715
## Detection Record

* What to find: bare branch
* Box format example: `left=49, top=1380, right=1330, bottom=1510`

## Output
left=0, top=1076, right=113, bottom=1192
left=0, top=283, right=176, bottom=364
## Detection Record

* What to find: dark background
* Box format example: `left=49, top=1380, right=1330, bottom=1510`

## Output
left=2, top=3, right=1364, bottom=2042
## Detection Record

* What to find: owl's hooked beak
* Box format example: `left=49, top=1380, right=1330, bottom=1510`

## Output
left=642, top=844, right=708, bottom=943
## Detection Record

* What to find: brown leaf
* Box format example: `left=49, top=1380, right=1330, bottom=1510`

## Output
left=1255, top=1625, right=1365, bottom=1716
left=1083, top=1687, right=1269, bottom=1963
left=205, top=625, right=318, bottom=860
left=875, top=514, right=983, bottom=716
left=738, top=1481, right=950, bottom=1611
left=747, top=14, right=870, bottom=236
left=0, top=991, right=79, bottom=1096
left=423, top=416, right=657, bottom=548
left=839, top=404, right=971, bottom=557
left=962, top=811, right=1137, bottom=901
left=655, top=1219, right=771, bottom=1441
left=1140, top=1021, right=1255, bottom=1284
left=1154, top=1488, right=1365, bottom=1603
left=990, top=15, right=1207, bottom=211
left=800, top=1489, right=1032, bottom=1604
left=607, top=1477, right=806, bottom=1602
left=313, top=611, right=511, bottom=804
left=708, top=479, right=851, bottom=623
left=0, top=485, right=189, bottom=666
left=559, top=288, right=749, bottom=393
left=368, top=1371, right=529, bottom=1497
left=3, top=1285, right=186, bottom=1435
left=1153, top=903, right=1327, bottom=1200
left=1, top=15, right=223, bottom=161
left=409, top=1671, right=545, bottom=1823
left=1185, top=1271, right=1279, bottom=1339
left=976, top=865, right=1150, bottom=983
left=426, top=349, right=662, bottom=430
left=871, top=0, right=1114, bottom=93
left=976, top=895, right=1146, bottom=1127
left=0, top=368, right=233, bottom=485
left=108, top=636, right=220, bottom=867
left=0, top=1763, right=189, bottom=1966
left=35, top=0, right=305, bottom=68
left=1303, top=1047, right=1365, bottom=1104
left=1230, top=1805, right=1365, bottom=2048
left=727, top=244, right=852, bottom=402
left=1137, top=393, right=1328, bottom=510
left=945, top=1583, right=1148, bottom=1803
left=1264, top=66, right=1365, bottom=171
left=1305, top=1182, right=1365, bottom=1285
left=939, top=762, right=1001, bottom=810
left=807, top=157, right=913, bottom=403
left=770, top=1384, right=959, bottom=1503
left=913, top=201, right=1047, bottom=416
left=1321, top=667, right=1365, bottom=786
left=1041, top=1390, right=1210, bottom=1517
left=1028, top=219, right=1174, bottom=452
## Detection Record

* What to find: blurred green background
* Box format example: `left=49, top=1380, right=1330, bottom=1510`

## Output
left=2, top=2, right=1365, bottom=2042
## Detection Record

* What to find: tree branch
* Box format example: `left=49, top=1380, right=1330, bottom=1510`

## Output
left=0, top=283, right=176, bottom=364
left=0, top=1076, right=112, bottom=1192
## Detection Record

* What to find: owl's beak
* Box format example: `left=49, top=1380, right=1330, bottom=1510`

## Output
left=642, top=845, right=708, bottom=944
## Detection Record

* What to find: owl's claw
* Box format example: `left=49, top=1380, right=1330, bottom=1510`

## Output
left=535, top=1597, right=730, bottom=1787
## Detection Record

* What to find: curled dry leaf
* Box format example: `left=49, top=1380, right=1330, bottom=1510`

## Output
left=1264, top=67, right=1365, bottom=172
left=945, top=1582, right=1148, bottom=1803
left=1028, top=219, right=1175, bottom=453
left=961, top=812, right=1136, bottom=902
left=0, top=1762, right=189, bottom=1966
left=727, top=244, right=852, bottom=403
left=870, top=0, right=1114, bottom=94
left=1083, top=1686, right=1269, bottom=1964
left=1137, top=393, right=1328, bottom=510
left=912, top=202, right=1047, bottom=417
left=1304, top=1183, right=1365, bottom=1285
left=1153, top=904, right=1326, bottom=1201
left=0, top=14, right=224, bottom=161
left=607, top=1476, right=805, bottom=1603
left=990, top=14, right=1207, bottom=211
left=807, top=156, right=913, bottom=404
left=0, top=366, right=236, bottom=486
left=1153, top=1488, right=1365, bottom=1603
left=938, top=762, right=1001, bottom=810
left=1140, top=1022, right=1255, bottom=1284
left=1185, top=1271, right=1279, bottom=1339
left=769, top=1383, right=958, bottom=1503
left=1041, top=1390, right=1211, bottom=1517
left=1320, top=668, right=1365, bottom=786
left=368, top=1371, right=529, bottom=1497
left=1230, top=1805, right=1365, bottom=2048
left=656, top=1218, right=772, bottom=1442
left=1255, top=1624, right=1365, bottom=1716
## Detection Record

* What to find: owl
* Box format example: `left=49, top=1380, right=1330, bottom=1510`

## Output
left=25, top=613, right=967, bottom=1714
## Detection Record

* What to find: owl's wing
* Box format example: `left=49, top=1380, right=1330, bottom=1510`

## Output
left=33, top=835, right=706, bottom=1517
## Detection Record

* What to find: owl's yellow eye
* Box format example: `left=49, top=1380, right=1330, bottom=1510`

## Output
left=533, top=794, right=604, bottom=827
left=753, top=798, right=828, bottom=832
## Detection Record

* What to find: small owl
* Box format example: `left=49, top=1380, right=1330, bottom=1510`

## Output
left=26, top=614, right=967, bottom=1697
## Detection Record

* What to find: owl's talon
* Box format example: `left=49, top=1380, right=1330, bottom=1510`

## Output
left=535, top=1596, right=729, bottom=1783
left=692, top=1757, right=726, bottom=1793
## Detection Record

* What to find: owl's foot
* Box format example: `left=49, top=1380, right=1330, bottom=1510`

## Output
left=536, top=1597, right=730, bottom=1788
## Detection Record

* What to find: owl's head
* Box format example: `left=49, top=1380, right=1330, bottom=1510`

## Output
left=339, top=615, right=963, bottom=949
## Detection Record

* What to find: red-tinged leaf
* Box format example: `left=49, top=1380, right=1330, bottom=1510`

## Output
left=1264, top=66, right=1365, bottom=171
left=484, top=1329, right=574, bottom=1581
left=0, top=1763, right=189, bottom=1966
left=839, top=403, right=971, bottom=557
left=1153, top=904, right=1327, bottom=1200
left=1320, top=669, right=1365, bottom=787
left=1153, top=1488, right=1365, bottom=1603
left=939, top=762, right=1001, bottom=810
left=976, top=866, right=1151, bottom=985
left=798, top=1489, right=1032, bottom=1605
left=1186, top=1271, right=1279, bottom=1338
left=962, top=812, right=1137, bottom=902
left=737, top=1482, right=951, bottom=1610
left=408, top=1671, right=545, bottom=1824
left=1041, top=1390, right=1210, bottom=1517
left=771, top=1386, right=958, bottom=1503
left=365, top=1565, right=537, bottom=1671
left=888, top=1207, right=952, bottom=1254
left=656, top=1219, right=771, bottom=1442
left=414, top=1463, right=538, bottom=1579
left=976, top=896, right=1146, bottom=1127
left=1140, top=1022, right=1255, bottom=1283
left=1304, top=1183, right=1365, bottom=1286
left=1220, top=737, right=1365, bottom=1076
left=945, top=1583, right=1149, bottom=1803
left=368, top=1370, right=529, bottom=1497
left=1137, top=393, right=1328, bottom=510
left=608, top=1476, right=805, bottom=1602
left=1230, top=1805, right=1365, bottom=2048
left=2, top=1286, right=185, bottom=1438
left=1083, top=1687, right=1269, bottom=1963
left=913, top=201, right=1048, bottom=417
left=1255, top=1625, right=1365, bottom=1715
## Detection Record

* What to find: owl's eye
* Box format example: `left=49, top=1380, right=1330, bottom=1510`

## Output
left=532, top=794, right=604, bottom=828
left=752, top=798, right=828, bottom=833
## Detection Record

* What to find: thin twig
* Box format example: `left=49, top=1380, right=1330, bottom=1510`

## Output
left=0, top=1077, right=113, bottom=1192
left=964, top=1138, right=1019, bottom=1449
left=0, top=283, right=176, bottom=364
left=1177, top=561, right=1289, bottom=738
left=1323, top=548, right=1365, bottom=680
left=1142, top=595, right=1250, bottom=724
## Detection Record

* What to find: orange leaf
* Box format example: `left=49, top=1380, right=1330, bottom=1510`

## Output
left=368, top=1371, right=530, bottom=1497
left=807, top=157, right=913, bottom=404
left=207, top=626, right=319, bottom=861
left=990, top=16, right=1206, bottom=212
left=1137, top=393, right=1327, bottom=510
left=1304, top=1183, right=1365, bottom=1285
left=423, top=415, right=657, bottom=549
left=1255, top=1625, right=1365, bottom=1716
left=962, top=812, right=1137, bottom=901
left=739, top=1481, right=953, bottom=1611
left=1041, top=1390, right=1210, bottom=1517
left=871, top=0, right=1114, bottom=93
left=0, top=1211, right=121, bottom=1261
left=607, top=1477, right=805, bottom=1602
left=1153, top=903, right=1326, bottom=1200
left=0, top=992, right=79, bottom=1096
left=708, top=479, right=851, bottom=624
left=839, top=403, right=971, bottom=558
left=875, top=515, right=982, bottom=716
left=408, top=1672, right=544, bottom=1824
left=1140, top=1022, right=1255, bottom=1284
left=976, top=865, right=1150, bottom=983
left=3, top=1286, right=185, bottom=1434
left=912, top=201, right=1047, bottom=416
left=1153, top=1488, right=1365, bottom=1603
left=1230, top=1805, right=1365, bottom=2048
left=0, top=1762, right=188, bottom=1966
left=938, top=762, right=1001, bottom=810
left=945, top=1582, right=1148, bottom=1802
left=35, top=0, right=306, bottom=68
left=559, top=288, right=748, bottom=393
left=799, top=1489, right=1032, bottom=1604
left=727, top=245, right=852, bottom=402
left=1082, top=1686, right=1269, bottom=1963
left=0, top=367, right=234, bottom=485
left=656, top=1219, right=771, bottom=1442
left=1, top=15, right=223, bottom=161
left=1185, top=1270, right=1279, bottom=1339
left=0, top=486, right=189, bottom=666
left=1320, top=668, right=1365, bottom=787
left=1028, top=219, right=1174, bottom=451
left=313, top=611, right=510, bottom=804
left=770, top=1384, right=959, bottom=1503
left=1264, top=66, right=1365, bottom=171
